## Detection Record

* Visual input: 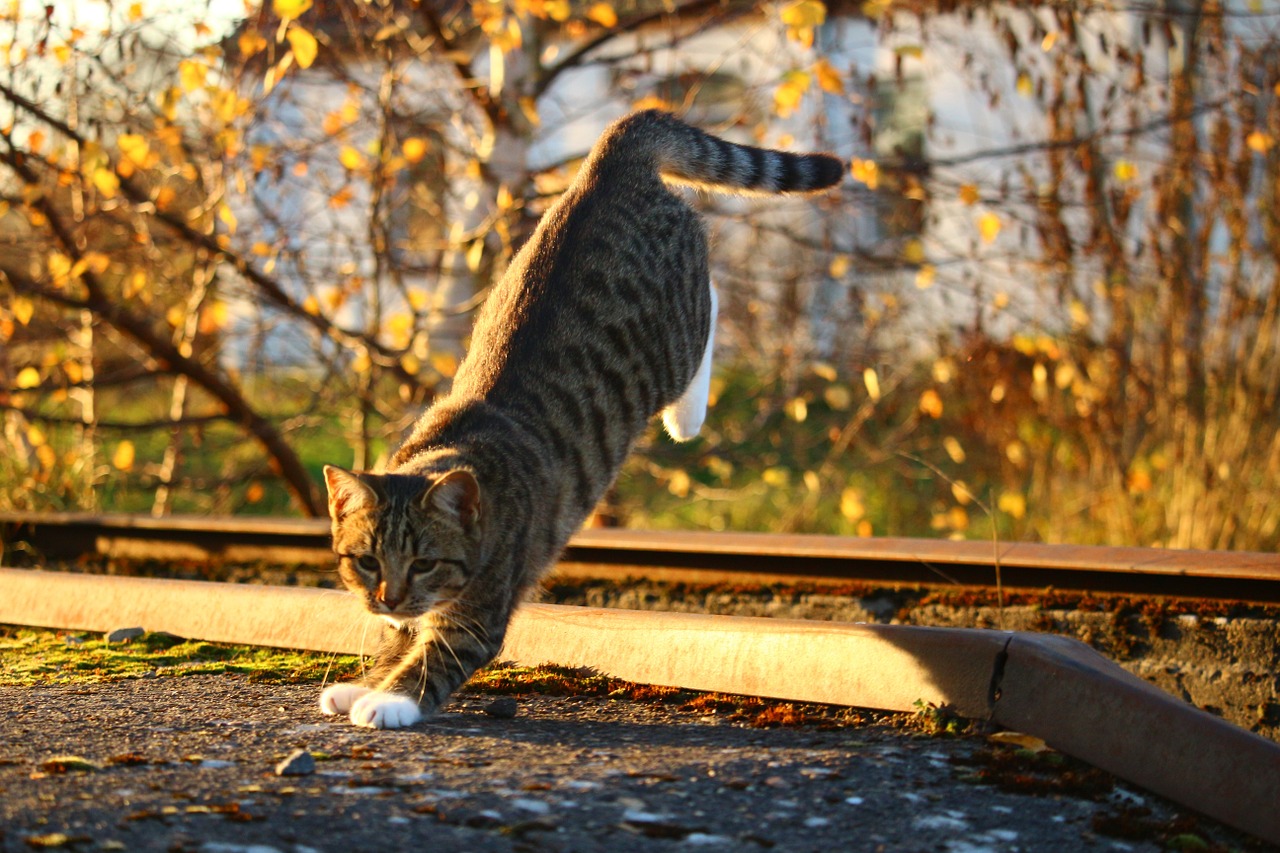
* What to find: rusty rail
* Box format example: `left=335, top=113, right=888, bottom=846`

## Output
left=2, top=511, right=1279, bottom=603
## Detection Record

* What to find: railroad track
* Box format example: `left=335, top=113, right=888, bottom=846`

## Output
left=2, top=511, right=1279, bottom=604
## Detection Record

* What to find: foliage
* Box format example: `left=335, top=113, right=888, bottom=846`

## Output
left=2, top=0, right=1280, bottom=550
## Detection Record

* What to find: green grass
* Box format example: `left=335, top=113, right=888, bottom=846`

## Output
left=0, top=626, right=363, bottom=687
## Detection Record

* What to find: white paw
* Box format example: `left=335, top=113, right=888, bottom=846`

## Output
left=349, top=691, right=423, bottom=729
left=319, top=683, right=372, bottom=715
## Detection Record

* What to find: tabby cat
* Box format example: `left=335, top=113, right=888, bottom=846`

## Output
left=320, top=110, right=843, bottom=728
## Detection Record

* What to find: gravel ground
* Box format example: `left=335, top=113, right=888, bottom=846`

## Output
left=1, top=676, right=1267, bottom=853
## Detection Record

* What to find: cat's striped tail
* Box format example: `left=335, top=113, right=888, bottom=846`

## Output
left=601, top=109, right=845, bottom=195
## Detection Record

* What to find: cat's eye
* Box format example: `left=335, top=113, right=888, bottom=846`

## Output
left=408, top=558, right=440, bottom=577
left=355, top=555, right=380, bottom=574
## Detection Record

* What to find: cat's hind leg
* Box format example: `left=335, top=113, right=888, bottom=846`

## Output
left=663, top=282, right=717, bottom=442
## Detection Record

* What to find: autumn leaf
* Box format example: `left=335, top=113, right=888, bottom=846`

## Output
left=918, top=388, right=943, bottom=419
left=958, top=183, right=979, bottom=205
left=92, top=168, right=120, bottom=198
left=112, top=441, right=136, bottom=471
left=586, top=2, right=617, bottom=27
left=245, top=482, right=265, bottom=504
left=286, top=25, right=318, bottom=69
left=863, top=367, right=881, bottom=402
left=840, top=488, right=865, bottom=521
left=989, top=730, right=1047, bottom=751
left=12, top=296, right=33, bottom=325
left=399, top=353, right=420, bottom=376
left=1015, top=72, right=1033, bottom=96
left=118, top=134, right=151, bottom=168
left=272, top=0, right=313, bottom=23
left=813, top=58, right=844, bottom=95
left=402, top=137, right=428, bottom=164
left=543, top=0, right=570, bottom=21
left=128, top=2, right=143, bottom=22
left=1113, top=160, right=1138, bottom=181
left=179, top=59, right=206, bottom=93
left=901, top=238, right=924, bottom=265
left=16, top=366, right=40, bottom=388
left=943, top=436, right=966, bottom=464
left=338, top=146, right=366, bottom=171
left=238, top=29, right=267, bottom=58
left=978, top=211, right=1001, bottom=244
left=1247, top=130, right=1273, bottom=153
left=1040, top=31, right=1058, bottom=51
left=849, top=158, right=878, bottom=189
left=328, top=186, right=353, bottom=208
left=780, top=0, right=826, bottom=46
left=915, top=264, right=936, bottom=289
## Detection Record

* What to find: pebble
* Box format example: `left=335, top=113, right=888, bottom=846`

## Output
left=274, top=748, right=315, bottom=777
left=106, top=627, right=145, bottom=643
left=484, top=697, right=519, bottom=719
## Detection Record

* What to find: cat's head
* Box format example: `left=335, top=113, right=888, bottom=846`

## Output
left=322, top=465, right=483, bottom=622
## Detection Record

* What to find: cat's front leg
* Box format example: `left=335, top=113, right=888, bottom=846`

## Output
left=347, top=611, right=506, bottom=730
left=319, top=683, right=372, bottom=715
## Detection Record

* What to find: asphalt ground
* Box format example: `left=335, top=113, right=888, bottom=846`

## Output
left=1, top=675, right=1269, bottom=853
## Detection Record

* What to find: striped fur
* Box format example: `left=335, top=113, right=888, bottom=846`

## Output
left=321, top=111, right=843, bottom=728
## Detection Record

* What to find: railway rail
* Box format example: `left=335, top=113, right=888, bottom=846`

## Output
left=2, top=511, right=1279, bottom=604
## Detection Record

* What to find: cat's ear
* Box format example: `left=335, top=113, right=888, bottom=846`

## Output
left=323, top=465, right=379, bottom=520
left=422, top=469, right=481, bottom=532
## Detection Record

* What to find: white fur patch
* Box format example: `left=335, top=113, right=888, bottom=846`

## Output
left=663, top=282, right=717, bottom=442
left=319, top=683, right=372, bottom=715
left=349, top=691, right=423, bottom=729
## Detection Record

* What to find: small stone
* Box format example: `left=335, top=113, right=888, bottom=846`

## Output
left=107, top=627, right=145, bottom=643
left=274, top=749, right=315, bottom=777
left=484, top=697, right=518, bottom=719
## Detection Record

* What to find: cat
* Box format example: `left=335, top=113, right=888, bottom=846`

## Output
left=320, top=109, right=843, bottom=728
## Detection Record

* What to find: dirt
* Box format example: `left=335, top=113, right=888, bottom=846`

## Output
left=1, top=674, right=1270, bottom=852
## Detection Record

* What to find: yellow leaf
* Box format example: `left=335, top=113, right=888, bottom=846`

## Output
left=48, top=252, right=73, bottom=287
left=828, top=254, right=850, bottom=278
left=272, top=0, right=312, bottom=22
left=12, top=296, right=33, bottom=325
left=238, top=29, right=267, bottom=58
left=53, top=44, right=70, bottom=64
left=402, top=137, right=428, bottom=164
left=543, top=0, right=570, bottom=21
left=863, top=367, right=881, bottom=402
left=901, top=238, right=924, bottom=265
left=16, top=366, right=40, bottom=388
left=218, top=204, right=237, bottom=233
left=431, top=352, right=459, bottom=378
left=27, top=424, right=46, bottom=446
left=989, top=730, right=1047, bottom=751
left=1040, top=31, right=1058, bottom=51
left=245, top=482, right=265, bottom=503
left=840, top=487, right=865, bottom=521
left=942, top=436, right=966, bottom=464
left=773, top=70, right=810, bottom=118
left=1247, top=130, right=1273, bottom=153
left=466, top=238, right=485, bottom=272
left=128, top=2, right=143, bottom=21
left=303, top=296, right=320, bottom=315
left=813, top=58, right=844, bottom=95
left=780, top=0, right=826, bottom=28
left=667, top=468, right=691, bottom=497
left=1016, top=72, right=1033, bottom=96
left=118, top=134, right=150, bottom=168
left=958, top=183, right=979, bottom=205
left=1069, top=299, right=1090, bottom=329
left=338, top=146, right=365, bottom=171
left=112, top=441, right=136, bottom=471
left=1113, top=160, right=1137, bottom=181
left=978, top=211, right=1001, bottom=244
left=286, top=25, right=318, bottom=69
left=586, top=2, right=617, bottom=27
left=92, top=168, right=119, bottom=198
left=823, top=384, right=851, bottom=410
left=849, top=158, right=878, bottom=189
left=154, top=185, right=176, bottom=211
left=786, top=397, right=808, bottom=423
left=179, top=59, right=206, bottom=93
left=915, top=264, right=936, bottom=289
left=762, top=467, right=789, bottom=487
left=918, top=388, right=943, bottom=419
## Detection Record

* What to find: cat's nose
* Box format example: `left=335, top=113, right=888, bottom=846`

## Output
left=376, top=581, right=405, bottom=608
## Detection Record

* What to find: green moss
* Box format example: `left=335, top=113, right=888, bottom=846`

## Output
left=0, top=626, right=361, bottom=687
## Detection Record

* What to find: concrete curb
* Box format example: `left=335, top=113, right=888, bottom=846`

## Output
left=2, top=568, right=1277, bottom=844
